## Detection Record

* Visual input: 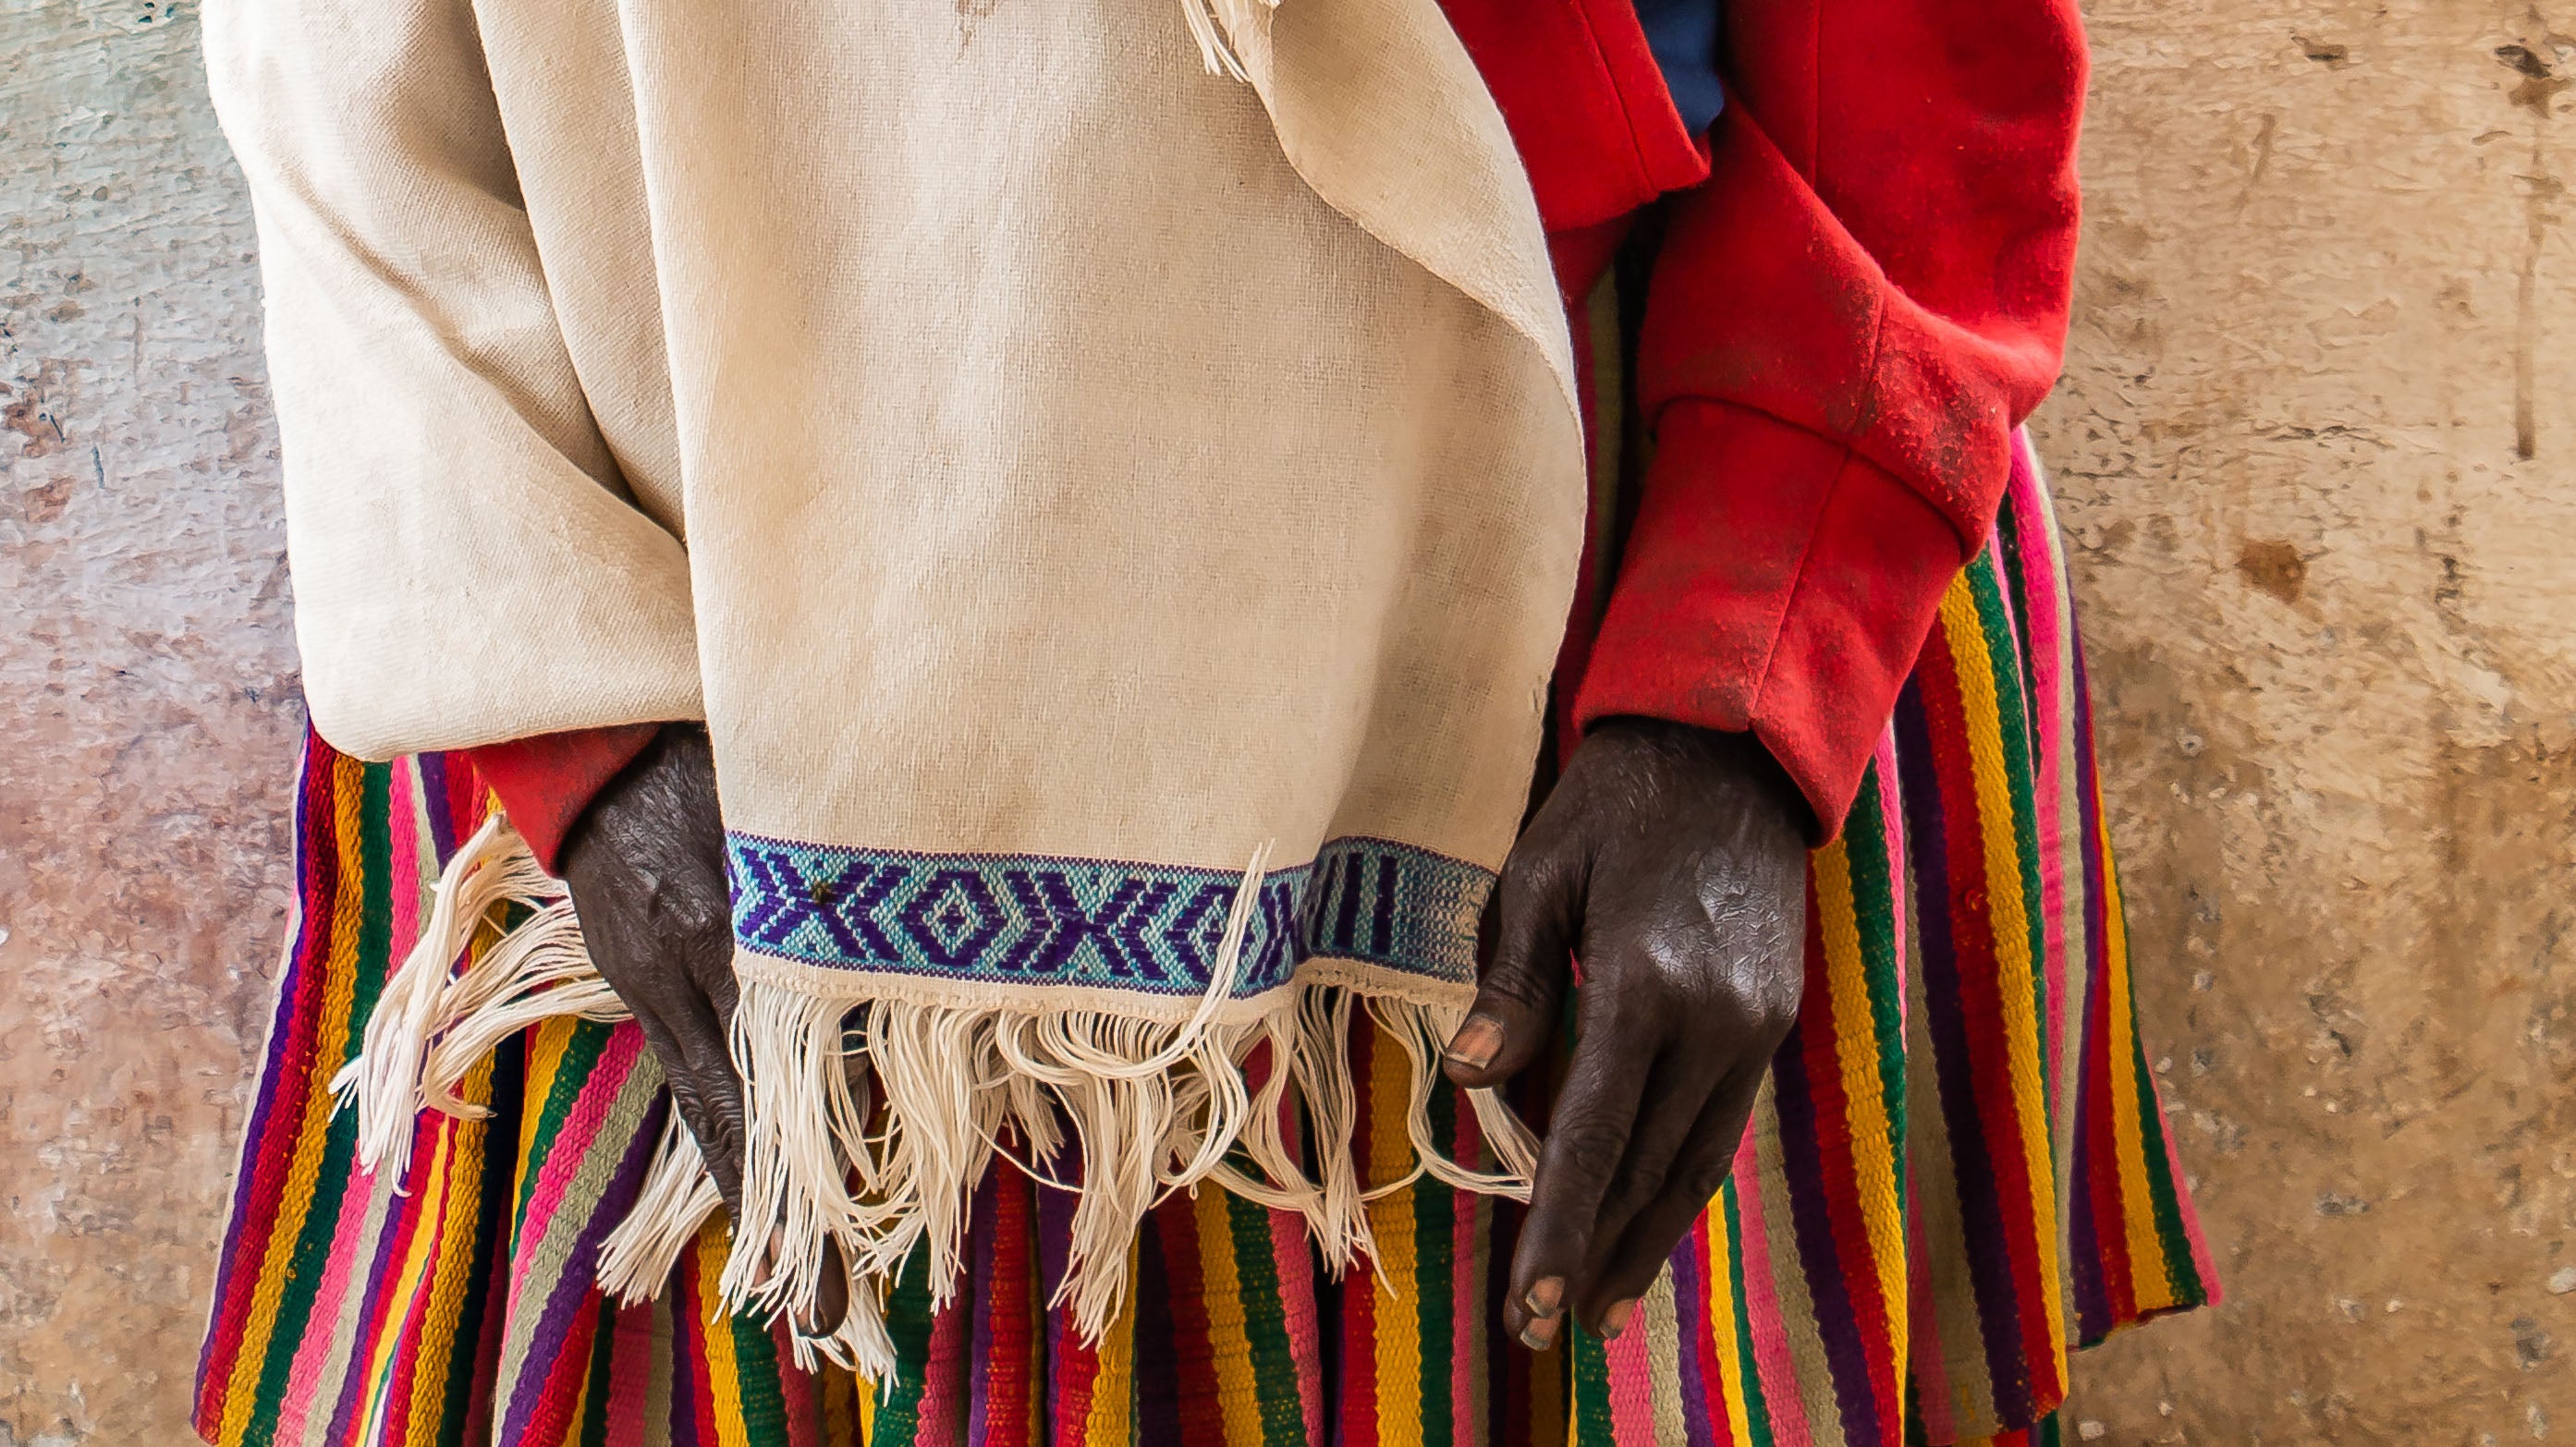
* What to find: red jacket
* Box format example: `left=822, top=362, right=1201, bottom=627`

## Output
left=470, top=0, right=2089, bottom=865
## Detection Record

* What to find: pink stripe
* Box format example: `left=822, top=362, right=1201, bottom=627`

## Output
left=512, top=1034, right=648, bottom=1286
left=1450, top=1098, right=1482, bottom=1435
left=1604, top=1315, right=1657, bottom=1442
left=271, top=1158, right=385, bottom=1441
left=271, top=760, right=435, bottom=1442
left=388, top=759, right=428, bottom=970
left=1728, top=1137, right=1813, bottom=1447
left=2007, top=435, right=2073, bottom=1094
left=1871, top=734, right=1908, bottom=1038
left=1271, top=1206, right=1328, bottom=1447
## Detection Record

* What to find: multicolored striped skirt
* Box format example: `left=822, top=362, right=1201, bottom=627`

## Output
left=192, top=436, right=2213, bottom=1447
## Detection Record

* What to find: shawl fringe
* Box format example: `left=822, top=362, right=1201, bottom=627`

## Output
left=336, top=813, right=1535, bottom=1383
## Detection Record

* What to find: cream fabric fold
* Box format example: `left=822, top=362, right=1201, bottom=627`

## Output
left=211, top=0, right=1583, bottom=1373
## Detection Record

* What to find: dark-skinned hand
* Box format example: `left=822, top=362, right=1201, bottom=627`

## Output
left=1443, top=716, right=1809, bottom=1350
left=556, top=723, right=846, bottom=1329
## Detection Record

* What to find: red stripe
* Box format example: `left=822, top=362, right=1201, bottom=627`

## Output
left=1151, top=1194, right=1233, bottom=1447
left=982, top=1164, right=1041, bottom=1447
left=1340, top=1027, right=1382, bottom=1447
left=196, top=745, right=350, bottom=1433
left=2077, top=897, right=2139, bottom=1327
left=1690, top=1218, right=1737, bottom=1446
left=1786, top=884, right=1904, bottom=1432
left=1912, top=626, right=2062, bottom=1395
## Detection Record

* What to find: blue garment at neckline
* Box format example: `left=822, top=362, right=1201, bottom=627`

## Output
left=1631, top=0, right=1725, bottom=136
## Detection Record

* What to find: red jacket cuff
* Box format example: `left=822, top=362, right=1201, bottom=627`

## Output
left=1570, top=401, right=1965, bottom=837
left=460, top=724, right=663, bottom=874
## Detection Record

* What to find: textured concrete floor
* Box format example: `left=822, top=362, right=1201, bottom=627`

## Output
left=7, top=0, right=2576, bottom=1440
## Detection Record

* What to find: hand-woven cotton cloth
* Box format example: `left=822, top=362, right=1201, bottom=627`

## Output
left=207, top=0, right=1585, bottom=1361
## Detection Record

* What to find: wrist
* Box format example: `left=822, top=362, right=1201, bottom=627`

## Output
left=1586, top=715, right=1818, bottom=845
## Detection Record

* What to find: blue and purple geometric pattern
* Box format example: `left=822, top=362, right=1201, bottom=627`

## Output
left=725, top=833, right=1493, bottom=996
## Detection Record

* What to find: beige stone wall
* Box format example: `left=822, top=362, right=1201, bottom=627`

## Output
left=2030, top=0, right=2576, bottom=1438
left=3, top=0, right=2567, bottom=1439
left=3, top=0, right=302, bottom=1441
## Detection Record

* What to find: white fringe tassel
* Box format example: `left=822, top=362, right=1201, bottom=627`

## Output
left=1178, top=0, right=1279, bottom=80
left=718, top=843, right=1539, bottom=1360
left=329, top=813, right=627, bottom=1183
left=339, top=819, right=1535, bottom=1381
left=594, top=1113, right=725, bottom=1305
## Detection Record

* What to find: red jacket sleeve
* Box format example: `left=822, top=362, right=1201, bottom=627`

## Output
left=460, top=724, right=661, bottom=874
left=1571, top=0, right=2089, bottom=834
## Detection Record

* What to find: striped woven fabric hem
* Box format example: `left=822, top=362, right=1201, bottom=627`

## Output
left=195, top=433, right=2214, bottom=1445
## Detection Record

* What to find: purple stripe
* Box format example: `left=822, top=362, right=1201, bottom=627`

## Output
left=2063, top=632, right=2117, bottom=1341
left=1666, top=1232, right=1719, bottom=1447
left=965, top=1165, right=1001, bottom=1446
left=1034, top=1136, right=1079, bottom=1434
left=1893, top=685, right=2038, bottom=1427
left=1129, top=1210, right=1184, bottom=1445
left=493, top=1080, right=667, bottom=1446
left=418, top=749, right=462, bottom=863
left=1767, top=1017, right=1888, bottom=1444
left=198, top=742, right=337, bottom=1413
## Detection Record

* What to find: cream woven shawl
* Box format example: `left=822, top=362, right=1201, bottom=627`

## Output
left=208, top=0, right=1584, bottom=1377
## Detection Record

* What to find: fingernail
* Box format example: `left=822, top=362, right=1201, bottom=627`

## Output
left=1601, top=1298, right=1638, bottom=1341
left=1520, top=1313, right=1560, bottom=1351
left=1445, top=1015, right=1505, bottom=1072
left=1523, top=1276, right=1564, bottom=1319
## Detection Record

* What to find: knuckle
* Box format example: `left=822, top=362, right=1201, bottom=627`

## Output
left=1550, top=1118, right=1630, bottom=1186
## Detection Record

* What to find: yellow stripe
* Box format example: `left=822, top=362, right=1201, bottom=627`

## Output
left=1937, top=585, right=2069, bottom=1353
left=1191, top=1185, right=1267, bottom=1444
left=1082, top=1240, right=1140, bottom=1443
left=349, top=1106, right=455, bottom=1444
left=2094, top=820, right=2173, bottom=1303
left=1813, top=840, right=1910, bottom=1359
left=513, top=1016, right=578, bottom=1208
left=217, top=754, right=372, bottom=1445
left=690, top=1228, right=755, bottom=1447
left=1701, top=1208, right=1755, bottom=1447
left=397, top=1062, right=501, bottom=1447
left=1362, top=1030, right=1424, bottom=1447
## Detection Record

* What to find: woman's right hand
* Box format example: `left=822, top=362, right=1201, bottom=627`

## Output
left=556, top=724, right=752, bottom=1213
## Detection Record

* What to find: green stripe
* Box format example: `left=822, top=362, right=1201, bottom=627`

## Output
left=1569, top=1321, right=1616, bottom=1446
left=1965, top=553, right=2057, bottom=1121
left=1219, top=1185, right=1308, bottom=1443
left=512, top=1021, right=615, bottom=1223
left=1414, top=1086, right=1458, bottom=1447
left=578, top=1295, right=619, bottom=1447
left=244, top=760, right=396, bottom=1437
left=1840, top=761, right=1910, bottom=1205
left=726, top=1283, right=797, bottom=1445
left=868, top=1249, right=941, bottom=1443
left=431, top=1048, right=524, bottom=1447
left=1723, top=1181, right=1775, bottom=1447
left=2126, top=983, right=2206, bottom=1307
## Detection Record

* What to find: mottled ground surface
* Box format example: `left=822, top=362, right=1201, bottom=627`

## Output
left=8, top=0, right=2576, bottom=1441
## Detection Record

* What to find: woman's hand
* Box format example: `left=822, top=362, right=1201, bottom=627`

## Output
left=1443, top=717, right=1809, bottom=1348
left=556, top=724, right=751, bottom=1211
left=558, top=724, right=848, bottom=1328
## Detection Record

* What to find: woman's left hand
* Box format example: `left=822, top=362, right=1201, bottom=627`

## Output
left=1442, top=717, right=1809, bottom=1348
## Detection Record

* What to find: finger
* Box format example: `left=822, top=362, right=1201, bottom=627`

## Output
left=1561, top=1037, right=1726, bottom=1325
left=659, top=981, right=751, bottom=1214
left=1502, top=981, right=1654, bottom=1352
left=624, top=1001, right=744, bottom=1212
left=1444, top=849, right=1580, bottom=1089
left=1574, top=1056, right=1769, bottom=1333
